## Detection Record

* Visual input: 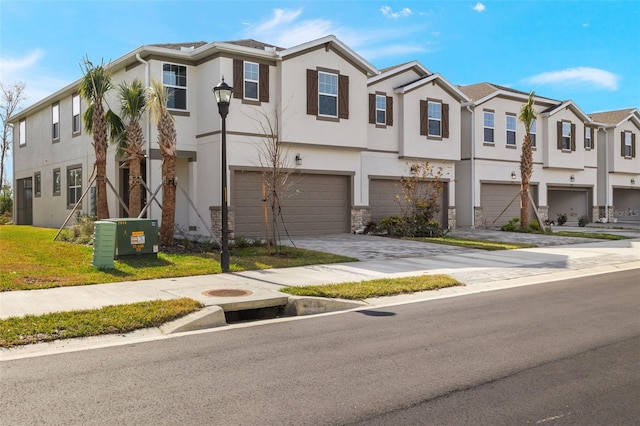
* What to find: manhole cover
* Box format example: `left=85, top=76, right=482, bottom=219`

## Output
left=202, top=289, right=253, bottom=297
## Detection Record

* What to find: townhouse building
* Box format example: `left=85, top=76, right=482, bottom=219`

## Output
left=11, top=35, right=468, bottom=238
left=457, top=83, right=600, bottom=227
left=589, top=108, right=639, bottom=223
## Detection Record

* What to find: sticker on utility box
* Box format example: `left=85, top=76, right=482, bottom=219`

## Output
left=131, top=231, right=146, bottom=245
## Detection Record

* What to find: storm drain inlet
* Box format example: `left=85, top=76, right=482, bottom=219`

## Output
left=202, top=289, right=253, bottom=297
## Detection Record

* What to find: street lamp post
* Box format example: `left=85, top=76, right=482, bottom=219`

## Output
left=212, top=78, right=233, bottom=273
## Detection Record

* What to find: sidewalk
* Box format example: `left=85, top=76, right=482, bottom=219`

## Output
left=2, top=235, right=639, bottom=320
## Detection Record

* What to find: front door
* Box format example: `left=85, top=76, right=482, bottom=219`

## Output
left=16, top=177, right=33, bottom=225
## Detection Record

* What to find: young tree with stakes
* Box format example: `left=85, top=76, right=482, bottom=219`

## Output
left=0, top=82, right=27, bottom=187
left=518, top=91, right=536, bottom=228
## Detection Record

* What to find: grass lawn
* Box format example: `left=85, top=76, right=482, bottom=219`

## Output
left=281, top=274, right=462, bottom=299
left=0, top=298, right=203, bottom=348
left=550, top=230, right=628, bottom=240
left=0, top=225, right=356, bottom=291
left=406, top=236, right=536, bottom=251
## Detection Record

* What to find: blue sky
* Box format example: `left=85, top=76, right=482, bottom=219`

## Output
left=1, top=0, right=638, bottom=115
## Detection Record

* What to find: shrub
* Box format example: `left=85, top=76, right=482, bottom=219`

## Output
left=556, top=213, right=567, bottom=226
left=59, top=214, right=96, bottom=245
left=0, top=185, right=12, bottom=215
left=529, top=219, right=541, bottom=231
left=578, top=215, right=589, bottom=227
left=501, top=217, right=520, bottom=231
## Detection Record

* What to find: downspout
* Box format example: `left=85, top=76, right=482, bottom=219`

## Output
left=602, top=126, right=610, bottom=222
left=136, top=53, right=152, bottom=219
left=465, top=104, right=475, bottom=228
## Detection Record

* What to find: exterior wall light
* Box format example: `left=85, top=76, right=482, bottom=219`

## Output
left=570, top=175, right=575, bottom=183
left=295, top=153, right=302, bottom=166
left=632, top=178, right=636, bottom=185
left=511, top=171, right=516, bottom=179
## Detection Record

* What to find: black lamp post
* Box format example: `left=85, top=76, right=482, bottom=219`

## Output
left=212, top=78, right=233, bottom=272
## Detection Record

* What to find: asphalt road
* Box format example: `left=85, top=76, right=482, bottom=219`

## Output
left=1, top=269, right=639, bottom=425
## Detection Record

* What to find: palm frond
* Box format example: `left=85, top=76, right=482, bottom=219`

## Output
left=146, top=78, right=173, bottom=125
left=118, top=79, right=147, bottom=122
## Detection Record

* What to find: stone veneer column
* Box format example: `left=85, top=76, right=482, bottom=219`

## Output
left=537, top=205, right=549, bottom=223
left=351, top=207, right=371, bottom=233
left=209, top=206, right=235, bottom=241
left=447, top=207, right=456, bottom=229
left=474, top=206, right=484, bottom=228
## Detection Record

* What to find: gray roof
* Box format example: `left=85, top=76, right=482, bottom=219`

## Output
left=589, top=108, right=637, bottom=125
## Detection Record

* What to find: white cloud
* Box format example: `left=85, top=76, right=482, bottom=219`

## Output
left=525, top=67, right=619, bottom=91
left=0, top=49, right=44, bottom=81
left=358, top=44, right=429, bottom=61
left=380, top=6, right=413, bottom=19
left=582, top=23, right=589, bottom=28
left=473, top=2, right=486, bottom=13
left=245, top=8, right=339, bottom=47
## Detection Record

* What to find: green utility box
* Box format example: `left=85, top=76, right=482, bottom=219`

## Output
left=106, top=218, right=159, bottom=258
left=92, top=221, right=117, bottom=269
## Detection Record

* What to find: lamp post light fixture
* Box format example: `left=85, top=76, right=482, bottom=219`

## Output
left=212, top=77, right=233, bottom=273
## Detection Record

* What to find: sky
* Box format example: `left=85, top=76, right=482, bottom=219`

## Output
left=0, top=0, right=639, bottom=180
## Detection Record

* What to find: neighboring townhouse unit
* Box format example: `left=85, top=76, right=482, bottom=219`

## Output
left=11, top=35, right=467, bottom=237
left=589, top=108, right=640, bottom=223
left=457, top=83, right=598, bottom=227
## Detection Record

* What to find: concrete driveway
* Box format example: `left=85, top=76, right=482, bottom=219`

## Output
left=282, top=225, right=640, bottom=261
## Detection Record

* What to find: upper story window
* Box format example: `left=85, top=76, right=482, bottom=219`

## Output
left=622, top=131, right=636, bottom=158
left=52, top=103, right=60, bottom=141
left=483, top=111, right=494, bottom=143
left=72, top=94, right=81, bottom=135
left=34, top=172, right=41, bottom=197
left=506, top=114, right=516, bottom=145
left=318, top=72, right=338, bottom=117
left=585, top=127, right=593, bottom=150
left=243, top=62, right=259, bottom=101
left=233, top=59, right=269, bottom=103
left=557, top=121, right=576, bottom=151
left=376, top=95, right=386, bottom=125
left=369, top=93, right=393, bottom=127
left=19, top=119, right=26, bottom=147
left=162, top=63, right=187, bottom=110
left=530, top=119, right=537, bottom=147
left=306, top=69, right=349, bottom=120
left=428, top=101, right=442, bottom=137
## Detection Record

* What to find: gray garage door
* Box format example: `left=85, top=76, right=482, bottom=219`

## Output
left=233, top=171, right=350, bottom=237
left=480, top=183, right=538, bottom=227
left=547, top=188, right=589, bottom=224
left=612, top=188, right=640, bottom=222
left=370, top=179, right=447, bottom=227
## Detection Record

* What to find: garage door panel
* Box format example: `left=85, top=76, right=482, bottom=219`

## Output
left=480, top=183, right=538, bottom=227
left=612, top=188, right=640, bottom=222
left=233, top=172, right=349, bottom=237
left=548, top=189, right=588, bottom=223
left=370, top=179, right=446, bottom=226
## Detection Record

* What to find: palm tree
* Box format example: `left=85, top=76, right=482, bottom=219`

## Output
left=79, top=57, right=113, bottom=220
left=518, top=91, right=536, bottom=228
left=117, top=79, right=148, bottom=218
left=147, top=79, right=177, bottom=246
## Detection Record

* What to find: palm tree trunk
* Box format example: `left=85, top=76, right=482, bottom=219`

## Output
left=160, top=155, right=176, bottom=246
left=93, top=102, right=110, bottom=220
left=520, top=133, right=533, bottom=227
left=128, top=157, right=142, bottom=217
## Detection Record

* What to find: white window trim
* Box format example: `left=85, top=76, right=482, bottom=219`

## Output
left=72, top=94, right=81, bottom=134
left=67, top=167, right=82, bottom=207
left=244, top=61, right=259, bottom=101
left=428, top=101, right=442, bottom=137
left=530, top=119, right=537, bottom=148
left=52, top=103, right=60, bottom=141
left=162, top=62, right=187, bottom=111
left=506, top=114, right=516, bottom=145
left=19, top=119, right=26, bottom=146
left=562, top=122, right=572, bottom=150
left=318, top=71, right=338, bottom=118
left=376, top=94, right=386, bottom=125
left=624, top=131, right=632, bottom=157
left=483, top=111, right=495, bottom=143
left=585, top=127, right=592, bottom=149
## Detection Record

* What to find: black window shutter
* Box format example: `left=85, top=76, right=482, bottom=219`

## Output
left=259, top=64, right=269, bottom=103
left=306, top=69, right=318, bottom=115
left=368, top=94, right=375, bottom=124
left=233, top=59, right=243, bottom=99
left=420, top=100, right=428, bottom=136
left=442, top=103, right=449, bottom=138
left=386, top=96, right=393, bottom=126
left=571, top=123, right=576, bottom=151
left=557, top=121, right=562, bottom=150
left=621, top=132, right=626, bottom=156
left=338, top=74, right=349, bottom=119
left=633, top=133, right=637, bottom=157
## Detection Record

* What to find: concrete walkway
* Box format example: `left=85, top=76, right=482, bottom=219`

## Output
left=2, top=227, right=639, bottom=320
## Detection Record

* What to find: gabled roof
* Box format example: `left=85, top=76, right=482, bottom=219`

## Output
left=458, top=82, right=558, bottom=107
left=539, top=100, right=592, bottom=123
left=150, top=41, right=208, bottom=50
left=395, top=73, right=470, bottom=103
left=224, top=39, right=284, bottom=51
left=280, top=35, right=378, bottom=77
left=368, top=60, right=430, bottom=85
left=589, top=108, right=639, bottom=127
